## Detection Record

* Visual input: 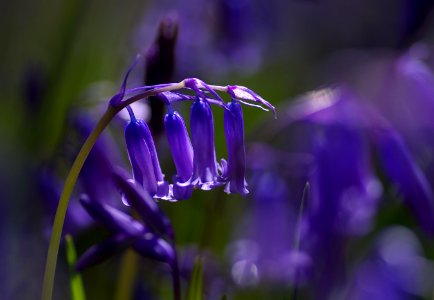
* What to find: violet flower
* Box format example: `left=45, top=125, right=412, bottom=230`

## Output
left=164, top=109, right=194, bottom=200
left=222, top=100, right=248, bottom=196
left=109, top=53, right=273, bottom=200
left=125, top=107, right=169, bottom=199
left=347, top=226, right=433, bottom=300
left=76, top=195, right=174, bottom=271
left=189, top=96, right=222, bottom=190
left=373, top=127, right=434, bottom=235
left=37, top=169, right=91, bottom=236
left=228, top=148, right=313, bottom=288
left=112, top=168, right=174, bottom=239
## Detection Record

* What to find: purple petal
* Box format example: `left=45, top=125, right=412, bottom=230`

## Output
left=140, top=119, right=166, bottom=183
left=184, top=78, right=227, bottom=107
left=132, top=233, right=175, bottom=264
left=109, top=54, right=141, bottom=107
left=125, top=120, right=158, bottom=196
left=76, top=234, right=132, bottom=272
left=112, top=169, right=174, bottom=239
left=165, top=111, right=193, bottom=182
left=172, top=176, right=194, bottom=200
left=158, top=91, right=227, bottom=108
left=190, top=97, right=223, bottom=190
left=80, top=195, right=144, bottom=236
left=223, top=100, right=248, bottom=196
left=374, top=128, right=434, bottom=235
left=227, top=85, right=276, bottom=117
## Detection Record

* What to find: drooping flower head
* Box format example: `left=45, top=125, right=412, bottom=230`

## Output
left=76, top=194, right=175, bottom=271
left=124, top=107, right=169, bottom=199
left=189, top=96, right=222, bottom=190
left=110, top=58, right=274, bottom=201
left=164, top=108, right=194, bottom=200
left=222, top=99, right=248, bottom=196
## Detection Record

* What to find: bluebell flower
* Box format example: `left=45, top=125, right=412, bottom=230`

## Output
left=110, top=63, right=273, bottom=200
left=228, top=158, right=313, bottom=287
left=373, top=127, right=434, bottom=234
left=346, top=226, right=432, bottom=299
left=37, top=169, right=91, bottom=236
left=112, top=168, right=174, bottom=239
left=222, top=100, right=248, bottom=196
left=164, top=109, right=194, bottom=200
left=189, top=96, right=222, bottom=190
left=124, top=107, right=170, bottom=199
left=76, top=194, right=175, bottom=271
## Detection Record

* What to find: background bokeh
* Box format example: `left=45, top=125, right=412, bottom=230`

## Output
left=2, top=0, right=434, bottom=299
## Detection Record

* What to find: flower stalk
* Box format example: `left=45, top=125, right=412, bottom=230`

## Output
left=41, top=77, right=273, bottom=300
left=41, top=82, right=182, bottom=300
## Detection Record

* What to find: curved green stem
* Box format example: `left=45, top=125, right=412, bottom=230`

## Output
left=41, top=106, right=117, bottom=300
left=41, top=81, right=186, bottom=300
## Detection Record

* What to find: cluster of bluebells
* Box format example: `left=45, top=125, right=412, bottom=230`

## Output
left=118, top=77, right=275, bottom=201
left=75, top=69, right=274, bottom=272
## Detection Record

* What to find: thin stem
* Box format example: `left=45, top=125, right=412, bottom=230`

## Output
left=291, top=181, right=310, bottom=300
left=126, top=105, right=136, bottom=122
left=41, top=106, right=117, bottom=300
left=293, top=182, right=309, bottom=251
left=114, top=249, right=139, bottom=300
left=41, top=82, right=186, bottom=300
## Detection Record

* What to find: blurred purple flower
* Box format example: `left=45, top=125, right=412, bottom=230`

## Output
left=112, top=168, right=174, bottom=240
left=76, top=194, right=175, bottom=271
left=37, top=169, right=91, bottom=236
left=347, top=226, right=433, bottom=300
left=73, top=112, right=122, bottom=207
left=135, top=0, right=267, bottom=77
left=228, top=168, right=312, bottom=287
left=373, top=127, right=434, bottom=234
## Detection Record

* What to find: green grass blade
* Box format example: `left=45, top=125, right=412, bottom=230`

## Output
left=65, top=235, right=86, bottom=300
left=187, top=256, right=204, bottom=300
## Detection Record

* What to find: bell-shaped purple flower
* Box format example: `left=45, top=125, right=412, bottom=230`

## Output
left=113, top=168, right=174, bottom=239
left=164, top=110, right=194, bottom=200
left=223, top=100, right=248, bottom=196
left=77, top=194, right=175, bottom=271
left=125, top=109, right=169, bottom=198
left=76, top=234, right=132, bottom=272
left=76, top=232, right=174, bottom=272
left=132, top=234, right=175, bottom=264
left=190, top=97, right=222, bottom=190
left=79, top=195, right=143, bottom=236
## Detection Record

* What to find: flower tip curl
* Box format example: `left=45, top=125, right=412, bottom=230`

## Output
left=227, top=85, right=277, bottom=118
left=109, top=54, right=142, bottom=108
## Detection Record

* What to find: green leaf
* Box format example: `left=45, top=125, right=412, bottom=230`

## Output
left=187, top=256, right=205, bottom=300
left=65, top=235, right=86, bottom=300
